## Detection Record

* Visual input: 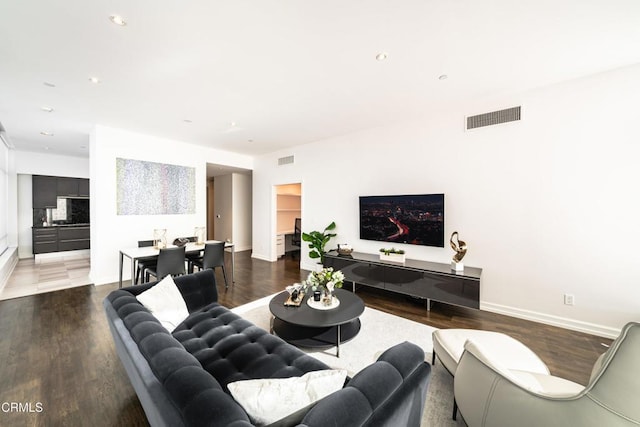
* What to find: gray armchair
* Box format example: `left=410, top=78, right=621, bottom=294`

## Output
left=454, top=321, right=640, bottom=427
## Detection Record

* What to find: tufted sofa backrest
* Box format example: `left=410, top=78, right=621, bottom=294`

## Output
left=173, top=303, right=331, bottom=391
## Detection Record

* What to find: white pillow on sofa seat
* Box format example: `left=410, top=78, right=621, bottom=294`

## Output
left=227, top=369, right=347, bottom=426
left=136, top=275, right=189, bottom=332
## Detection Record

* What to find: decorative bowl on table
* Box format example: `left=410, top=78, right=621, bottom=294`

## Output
left=337, top=244, right=353, bottom=255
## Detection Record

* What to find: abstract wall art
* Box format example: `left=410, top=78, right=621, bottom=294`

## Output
left=116, top=158, right=196, bottom=215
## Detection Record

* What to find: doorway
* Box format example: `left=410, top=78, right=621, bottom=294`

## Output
left=275, top=183, right=301, bottom=259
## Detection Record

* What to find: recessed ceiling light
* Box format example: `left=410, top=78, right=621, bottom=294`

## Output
left=230, top=121, right=237, bottom=127
left=43, top=82, right=56, bottom=87
left=41, top=106, right=54, bottom=113
left=109, top=15, right=127, bottom=26
left=40, top=131, right=54, bottom=136
left=375, top=52, right=388, bottom=61
left=438, top=74, right=448, bottom=80
left=89, top=76, right=101, bottom=84
left=183, top=119, right=193, bottom=123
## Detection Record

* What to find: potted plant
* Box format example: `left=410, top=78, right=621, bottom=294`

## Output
left=379, top=247, right=406, bottom=263
left=303, top=267, right=345, bottom=307
left=302, top=221, right=337, bottom=264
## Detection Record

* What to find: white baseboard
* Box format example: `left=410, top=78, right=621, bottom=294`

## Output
left=481, top=301, right=620, bottom=339
left=35, top=249, right=90, bottom=262
left=0, top=247, right=19, bottom=293
left=251, top=252, right=273, bottom=262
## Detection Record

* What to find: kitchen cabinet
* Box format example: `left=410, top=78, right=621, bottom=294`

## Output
left=78, top=178, right=89, bottom=196
left=32, top=175, right=58, bottom=208
left=57, top=177, right=89, bottom=197
left=58, top=226, right=90, bottom=251
left=33, top=227, right=58, bottom=254
left=32, top=226, right=90, bottom=254
left=33, top=175, right=90, bottom=207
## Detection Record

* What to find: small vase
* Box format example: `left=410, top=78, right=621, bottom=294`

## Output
left=153, top=228, right=167, bottom=249
left=321, top=288, right=333, bottom=306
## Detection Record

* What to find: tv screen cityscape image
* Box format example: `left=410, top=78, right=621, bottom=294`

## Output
left=359, top=194, right=444, bottom=247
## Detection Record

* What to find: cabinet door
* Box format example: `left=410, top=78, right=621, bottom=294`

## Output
left=58, top=226, right=90, bottom=251
left=32, top=176, right=58, bottom=208
left=413, top=273, right=480, bottom=309
left=325, top=256, right=385, bottom=290
left=383, top=268, right=425, bottom=297
left=78, top=178, right=89, bottom=196
left=33, top=228, right=58, bottom=254
left=57, top=177, right=79, bottom=196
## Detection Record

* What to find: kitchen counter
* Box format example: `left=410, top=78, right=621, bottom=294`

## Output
left=33, top=225, right=91, bottom=254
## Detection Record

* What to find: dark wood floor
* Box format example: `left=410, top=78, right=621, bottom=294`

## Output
left=0, top=251, right=612, bottom=426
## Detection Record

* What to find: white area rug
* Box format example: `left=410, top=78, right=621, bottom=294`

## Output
left=232, top=294, right=467, bottom=426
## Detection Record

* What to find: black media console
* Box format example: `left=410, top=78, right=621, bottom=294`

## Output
left=324, top=250, right=482, bottom=310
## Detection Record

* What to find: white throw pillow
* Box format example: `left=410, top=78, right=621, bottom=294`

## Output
left=136, top=275, right=189, bottom=332
left=227, top=369, right=347, bottom=426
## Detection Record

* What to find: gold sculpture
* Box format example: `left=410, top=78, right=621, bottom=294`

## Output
left=450, top=231, right=467, bottom=263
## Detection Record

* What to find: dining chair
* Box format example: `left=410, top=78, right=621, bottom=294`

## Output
left=189, top=242, right=228, bottom=288
left=145, top=246, right=186, bottom=282
left=291, top=217, right=302, bottom=258
left=135, top=239, right=156, bottom=284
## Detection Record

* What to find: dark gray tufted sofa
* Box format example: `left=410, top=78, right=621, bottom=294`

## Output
left=104, top=269, right=431, bottom=427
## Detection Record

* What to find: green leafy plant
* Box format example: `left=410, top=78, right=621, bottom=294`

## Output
left=379, top=247, right=405, bottom=255
left=302, top=222, right=337, bottom=263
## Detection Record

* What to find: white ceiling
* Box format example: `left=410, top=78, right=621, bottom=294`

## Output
left=1, top=0, right=640, bottom=158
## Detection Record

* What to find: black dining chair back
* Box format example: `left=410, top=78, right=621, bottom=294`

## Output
left=192, top=242, right=228, bottom=288
left=136, top=239, right=157, bottom=284
left=147, top=246, right=186, bottom=281
left=291, top=217, right=302, bottom=258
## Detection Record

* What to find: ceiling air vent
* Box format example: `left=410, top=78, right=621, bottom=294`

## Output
left=466, top=106, right=521, bottom=130
left=278, top=155, right=294, bottom=166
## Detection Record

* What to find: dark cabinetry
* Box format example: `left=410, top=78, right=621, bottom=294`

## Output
left=32, top=175, right=58, bottom=208
left=57, top=177, right=89, bottom=197
left=33, top=227, right=58, bottom=254
left=33, top=175, right=89, bottom=207
left=58, top=226, right=90, bottom=251
left=78, top=179, right=89, bottom=197
left=324, top=251, right=482, bottom=310
left=33, top=226, right=90, bottom=254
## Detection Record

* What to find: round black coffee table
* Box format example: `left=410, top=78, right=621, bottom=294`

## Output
left=269, top=288, right=365, bottom=357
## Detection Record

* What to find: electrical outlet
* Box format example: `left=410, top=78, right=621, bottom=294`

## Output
left=564, top=294, right=575, bottom=306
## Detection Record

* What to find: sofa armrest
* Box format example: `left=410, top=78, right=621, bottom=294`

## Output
left=297, top=342, right=431, bottom=427
left=455, top=339, right=591, bottom=427
left=461, top=340, right=583, bottom=397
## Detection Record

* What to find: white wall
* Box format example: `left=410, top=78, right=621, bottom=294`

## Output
left=253, top=64, right=640, bottom=337
left=14, top=151, right=89, bottom=177
left=232, top=172, right=253, bottom=252
left=89, top=125, right=252, bottom=285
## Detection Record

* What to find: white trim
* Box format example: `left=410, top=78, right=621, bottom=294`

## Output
left=0, top=246, right=18, bottom=293
left=0, top=131, right=14, bottom=149
left=481, top=301, right=620, bottom=339
left=251, top=252, right=272, bottom=262
left=34, top=249, right=90, bottom=263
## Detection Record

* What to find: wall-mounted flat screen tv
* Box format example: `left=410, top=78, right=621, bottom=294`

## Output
left=359, top=194, right=445, bottom=247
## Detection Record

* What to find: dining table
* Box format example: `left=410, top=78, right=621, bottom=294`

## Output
left=118, top=240, right=234, bottom=288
